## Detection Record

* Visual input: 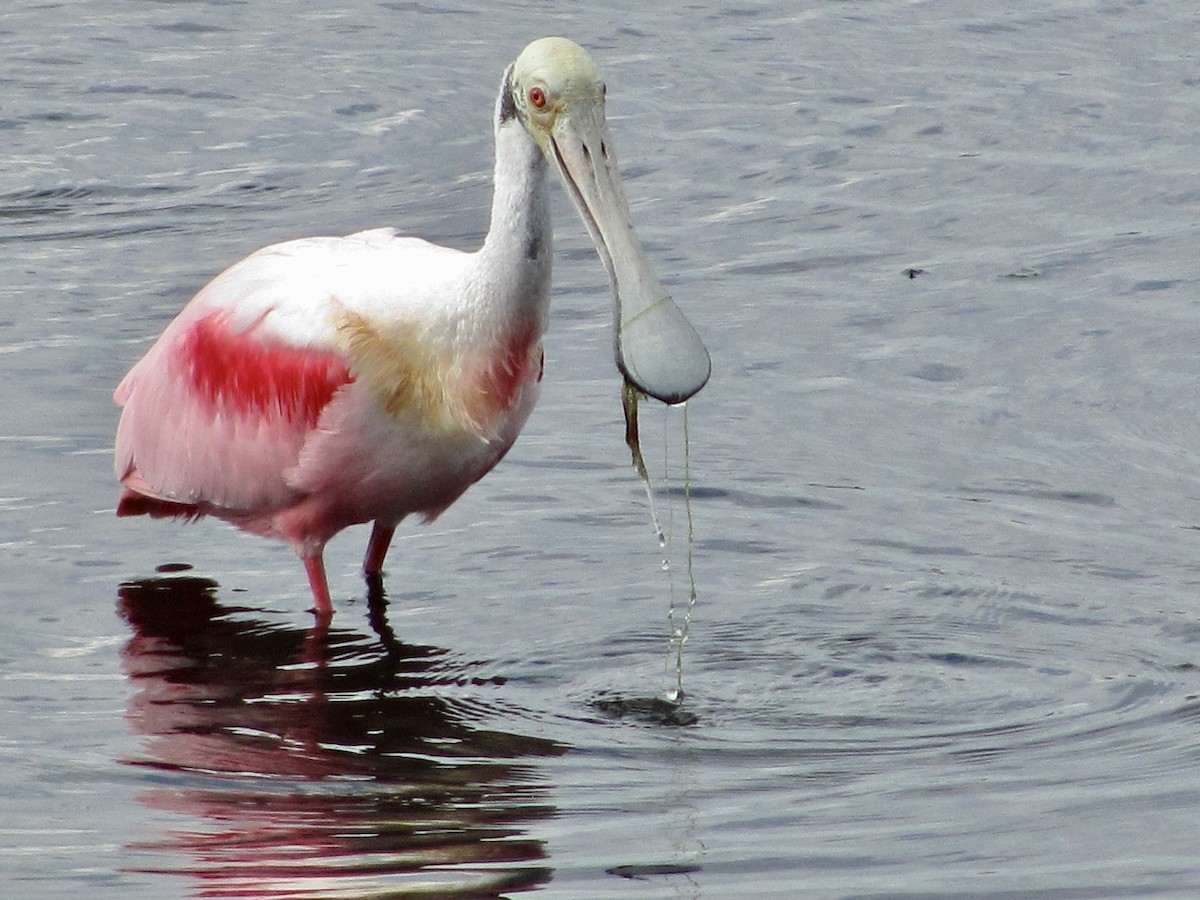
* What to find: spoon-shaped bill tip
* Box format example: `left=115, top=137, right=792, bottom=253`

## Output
left=617, top=296, right=711, bottom=405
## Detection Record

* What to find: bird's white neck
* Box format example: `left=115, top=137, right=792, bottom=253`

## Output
left=478, top=119, right=553, bottom=294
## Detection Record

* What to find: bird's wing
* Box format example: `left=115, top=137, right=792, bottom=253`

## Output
left=114, top=229, right=465, bottom=515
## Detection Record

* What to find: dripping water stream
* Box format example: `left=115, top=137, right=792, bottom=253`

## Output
left=622, top=381, right=699, bottom=707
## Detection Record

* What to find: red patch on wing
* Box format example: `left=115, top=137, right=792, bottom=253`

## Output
left=476, top=325, right=540, bottom=416
left=181, top=312, right=351, bottom=426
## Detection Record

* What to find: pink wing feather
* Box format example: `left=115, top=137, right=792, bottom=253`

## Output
left=115, top=272, right=353, bottom=522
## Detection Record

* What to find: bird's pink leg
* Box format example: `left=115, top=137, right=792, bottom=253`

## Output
left=363, top=521, right=396, bottom=576
left=303, top=554, right=333, bottom=618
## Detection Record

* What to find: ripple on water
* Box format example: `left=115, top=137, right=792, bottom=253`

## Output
left=557, top=559, right=1200, bottom=896
left=676, top=562, right=1200, bottom=776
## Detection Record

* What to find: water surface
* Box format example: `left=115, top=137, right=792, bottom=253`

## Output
left=3, top=1, right=1200, bottom=897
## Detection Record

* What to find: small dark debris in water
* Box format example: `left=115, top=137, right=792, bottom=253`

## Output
left=591, top=693, right=699, bottom=727
left=809, top=481, right=865, bottom=491
left=154, top=562, right=193, bottom=574
left=1004, top=266, right=1040, bottom=279
left=607, top=862, right=703, bottom=881
left=904, top=267, right=926, bottom=279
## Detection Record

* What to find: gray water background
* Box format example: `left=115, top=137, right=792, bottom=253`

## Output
left=3, top=0, right=1200, bottom=896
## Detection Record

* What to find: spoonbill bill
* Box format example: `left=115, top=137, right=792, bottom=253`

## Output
left=113, top=37, right=710, bottom=615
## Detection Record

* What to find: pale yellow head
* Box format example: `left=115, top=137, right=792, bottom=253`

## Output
left=506, top=37, right=605, bottom=149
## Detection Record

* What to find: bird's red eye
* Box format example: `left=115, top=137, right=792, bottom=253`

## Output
left=529, top=86, right=547, bottom=109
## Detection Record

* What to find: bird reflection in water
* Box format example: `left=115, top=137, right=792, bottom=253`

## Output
left=117, top=574, right=563, bottom=897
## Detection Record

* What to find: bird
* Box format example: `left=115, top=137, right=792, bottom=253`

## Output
left=113, top=36, right=710, bottom=617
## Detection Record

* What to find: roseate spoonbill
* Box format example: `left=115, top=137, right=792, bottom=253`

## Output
left=114, top=37, right=710, bottom=616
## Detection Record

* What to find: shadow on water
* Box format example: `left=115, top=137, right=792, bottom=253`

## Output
left=115, top=575, right=565, bottom=898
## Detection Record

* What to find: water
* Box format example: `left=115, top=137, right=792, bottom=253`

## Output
left=4, top=1, right=1200, bottom=896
